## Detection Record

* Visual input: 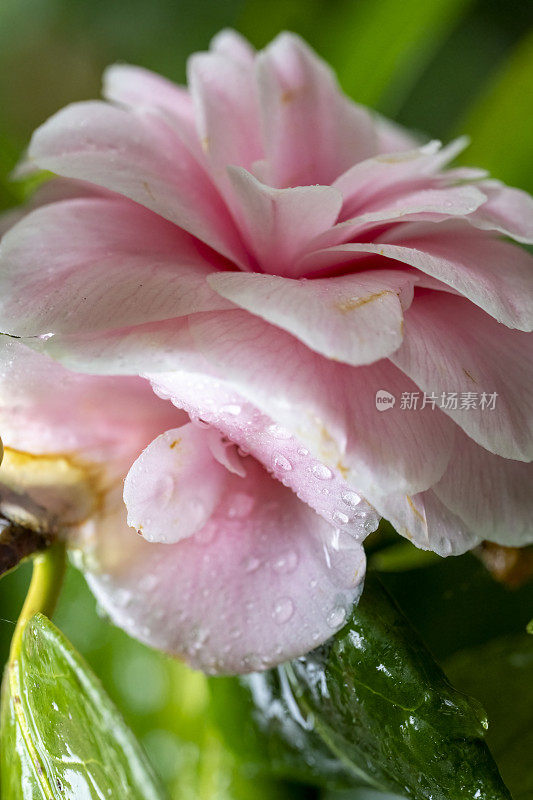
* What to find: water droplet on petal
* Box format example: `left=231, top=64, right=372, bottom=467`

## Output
left=272, top=453, right=292, bottom=471
left=297, top=447, right=309, bottom=456
left=220, top=404, right=241, bottom=416
left=272, top=597, right=294, bottom=624
left=311, top=462, right=333, bottom=480
left=195, top=521, right=217, bottom=546
left=341, top=490, right=361, bottom=508
left=332, top=510, right=350, bottom=526
left=244, top=556, right=261, bottom=573
left=268, top=423, right=292, bottom=439
left=227, top=492, right=255, bottom=519
left=271, top=550, right=299, bottom=574
left=327, top=606, right=347, bottom=628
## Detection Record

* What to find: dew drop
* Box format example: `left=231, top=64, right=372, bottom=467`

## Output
left=268, top=423, right=292, bottom=439
left=227, top=492, right=255, bottom=519
left=364, top=517, right=379, bottom=533
left=244, top=556, right=261, bottom=573
left=156, top=474, right=175, bottom=505
left=272, top=597, right=294, bottom=624
left=327, top=606, right=347, bottom=628
left=341, top=490, right=361, bottom=508
left=311, top=462, right=333, bottom=480
left=272, top=453, right=293, bottom=471
left=271, top=550, right=299, bottom=574
left=220, top=404, right=241, bottom=416
left=332, top=510, right=350, bottom=526
left=195, top=521, right=217, bottom=546
left=51, top=702, right=59, bottom=711
left=297, top=447, right=309, bottom=456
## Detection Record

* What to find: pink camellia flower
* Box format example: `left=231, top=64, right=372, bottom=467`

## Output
left=1, top=30, right=532, bottom=672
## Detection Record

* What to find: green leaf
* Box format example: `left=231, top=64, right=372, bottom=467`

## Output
left=1, top=612, right=166, bottom=799
left=445, top=634, right=533, bottom=800
left=212, top=574, right=511, bottom=799
left=457, top=29, right=533, bottom=193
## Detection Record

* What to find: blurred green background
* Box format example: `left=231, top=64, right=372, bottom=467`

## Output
left=1, top=0, right=533, bottom=798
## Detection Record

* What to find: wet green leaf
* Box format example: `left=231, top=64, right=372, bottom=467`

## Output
left=212, top=574, right=511, bottom=799
left=446, top=634, right=533, bottom=800
left=0, top=612, right=166, bottom=799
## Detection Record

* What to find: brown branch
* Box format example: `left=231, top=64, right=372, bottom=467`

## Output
left=0, top=516, right=50, bottom=578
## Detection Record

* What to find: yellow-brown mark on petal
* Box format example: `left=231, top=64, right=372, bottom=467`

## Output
left=336, top=290, right=394, bottom=314
left=462, top=368, right=478, bottom=383
left=142, top=181, right=156, bottom=202
left=169, top=439, right=181, bottom=450
left=336, top=460, right=349, bottom=479
left=406, top=495, right=425, bottom=525
left=281, top=89, right=297, bottom=104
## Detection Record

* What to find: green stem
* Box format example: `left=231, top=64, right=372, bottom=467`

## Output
left=9, top=541, right=66, bottom=663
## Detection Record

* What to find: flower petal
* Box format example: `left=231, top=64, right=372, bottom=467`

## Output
left=103, top=64, right=193, bottom=120
left=29, top=101, right=247, bottom=263
left=187, top=53, right=262, bottom=202
left=0, top=197, right=230, bottom=337
left=124, top=423, right=229, bottom=543
left=146, top=370, right=379, bottom=538
left=256, top=33, right=377, bottom=187
left=0, top=337, right=183, bottom=462
left=208, top=268, right=416, bottom=365
left=467, top=180, right=533, bottom=243
left=226, top=167, right=342, bottom=274
left=87, top=456, right=367, bottom=674
left=372, top=488, right=479, bottom=557
left=209, top=29, right=256, bottom=64
left=333, top=138, right=469, bottom=219
left=165, top=310, right=455, bottom=496
left=301, top=222, right=533, bottom=330
left=392, top=292, right=533, bottom=460
left=433, top=429, right=533, bottom=547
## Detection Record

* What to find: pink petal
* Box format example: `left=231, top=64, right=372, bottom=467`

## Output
left=147, top=370, right=379, bottom=538
left=0, top=197, right=230, bottom=337
left=209, top=29, right=256, bottom=64
left=87, top=456, right=367, bottom=673
left=103, top=64, right=193, bottom=121
left=28, top=101, right=247, bottom=263
left=226, top=167, right=342, bottom=274
left=392, top=292, right=533, bottom=461
left=187, top=53, right=262, bottom=202
left=373, top=489, right=479, bottom=557
left=433, top=429, right=533, bottom=547
left=256, top=33, right=377, bottom=188
left=301, top=222, right=533, bottom=330
left=208, top=268, right=416, bottom=365
left=0, top=338, right=183, bottom=463
left=124, top=424, right=229, bottom=543
left=333, top=138, right=469, bottom=220
left=305, top=184, right=486, bottom=255
left=467, top=180, right=533, bottom=243
left=155, top=310, right=455, bottom=497
left=33, top=316, right=200, bottom=375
